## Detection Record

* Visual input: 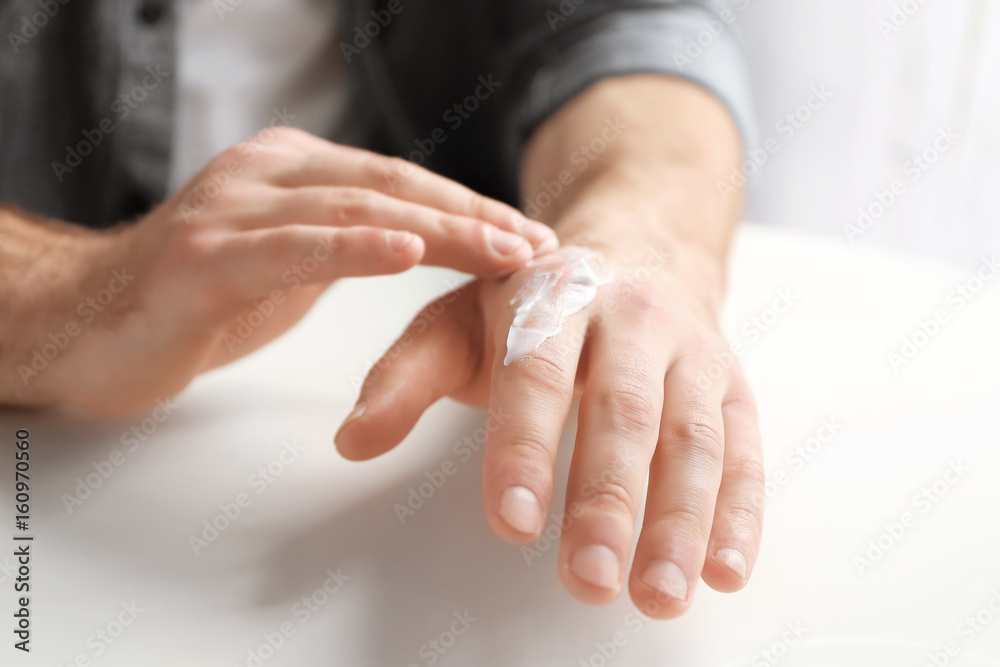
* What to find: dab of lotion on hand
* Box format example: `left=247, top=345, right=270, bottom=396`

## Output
left=504, top=247, right=613, bottom=366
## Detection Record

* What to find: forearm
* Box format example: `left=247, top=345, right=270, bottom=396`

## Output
left=0, top=205, right=122, bottom=406
left=519, top=74, right=746, bottom=304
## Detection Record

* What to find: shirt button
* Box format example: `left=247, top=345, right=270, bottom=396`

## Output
left=137, top=2, right=165, bottom=25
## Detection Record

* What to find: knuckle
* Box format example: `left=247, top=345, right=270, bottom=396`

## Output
left=515, top=353, right=573, bottom=399
left=655, top=502, right=713, bottom=547
left=506, top=434, right=556, bottom=470
left=247, top=133, right=281, bottom=157
left=261, top=226, right=302, bottom=266
left=726, top=454, right=766, bottom=491
left=601, top=383, right=660, bottom=436
left=579, top=474, right=639, bottom=518
left=268, top=124, right=301, bottom=141
left=723, top=497, right=765, bottom=538
left=211, top=145, right=241, bottom=171
left=720, top=459, right=766, bottom=535
left=293, top=149, right=328, bottom=180
left=723, top=455, right=767, bottom=523
left=620, top=282, right=670, bottom=324
left=172, top=226, right=220, bottom=263
left=462, top=189, right=490, bottom=220
left=683, top=338, right=720, bottom=370
left=366, top=154, right=413, bottom=189
left=331, top=186, right=375, bottom=221
left=666, top=412, right=725, bottom=465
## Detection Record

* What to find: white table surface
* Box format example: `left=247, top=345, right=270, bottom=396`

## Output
left=2, top=224, right=999, bottom=666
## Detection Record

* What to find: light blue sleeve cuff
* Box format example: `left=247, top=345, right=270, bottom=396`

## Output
left=505, top=3, right=757, bottom=193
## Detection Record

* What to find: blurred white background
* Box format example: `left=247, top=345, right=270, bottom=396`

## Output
left=737, top=0, right=1000, bottom=268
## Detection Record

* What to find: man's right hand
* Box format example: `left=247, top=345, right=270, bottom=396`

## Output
left=0, top=127, right=557, bottom=416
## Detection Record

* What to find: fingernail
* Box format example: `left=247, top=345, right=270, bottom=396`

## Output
left=640, top=561, right=689, bottom=601
left=498, top=486, right=541, bottom=535
left=490, top=228, right=528, bottom=256
left=715, top=548, right=747, bottom=581
left=570, top=545, right=621, bottom=591
left=533, top=233, right=560, bottom=256
left=386, top=231, right=416, bottom=252
left=334, top=401, right=366, bottom=445
left=512, top=214, right=559, bottom=254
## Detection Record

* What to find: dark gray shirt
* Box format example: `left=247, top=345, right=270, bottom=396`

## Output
left=0, top=0, right=753, bottom=229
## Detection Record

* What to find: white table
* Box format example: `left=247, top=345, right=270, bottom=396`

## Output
left=3, top=224, right=999, bottom=666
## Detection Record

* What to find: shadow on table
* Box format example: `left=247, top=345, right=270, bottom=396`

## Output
left=0, top=399, right=665, bottom=666
left=251, top=409, right=645, bottom=667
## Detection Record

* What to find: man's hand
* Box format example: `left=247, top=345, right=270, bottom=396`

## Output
left=335, top=75, right=764, bottom=617
left=335, top=239, right=763, bottom=618
left=0, top=127, right=556, bottom=415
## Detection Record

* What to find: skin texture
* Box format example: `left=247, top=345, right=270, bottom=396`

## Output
left=0, top=127, right=556, bottom=415
left=336, top=75, right=766, bottom=619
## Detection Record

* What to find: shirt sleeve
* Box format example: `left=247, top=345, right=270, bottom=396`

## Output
left=498, top=1, right=757, bottom=192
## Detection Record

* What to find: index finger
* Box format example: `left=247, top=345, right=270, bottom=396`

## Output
left=270, top=132, right=558, bottom=252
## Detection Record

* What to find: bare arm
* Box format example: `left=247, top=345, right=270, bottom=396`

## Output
left=0, top=128, right=555, bottom=414
left=520, top=73, right=745, bottom=310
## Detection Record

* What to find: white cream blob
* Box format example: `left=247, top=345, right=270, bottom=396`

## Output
left=503, top=246, right=614, bottom=366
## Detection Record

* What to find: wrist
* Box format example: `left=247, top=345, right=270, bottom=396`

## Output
left=545, top=163, right=732, bottom=318
left=0, top=207, right=127, bottom=405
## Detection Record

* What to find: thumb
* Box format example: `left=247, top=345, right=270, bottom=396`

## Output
left=334, top=282, right=483, bottom=460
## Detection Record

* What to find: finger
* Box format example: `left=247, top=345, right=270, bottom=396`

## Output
left=701, top=365, right=764, bottom=593
left=269, top=137, right=558, bottom=252
left=557, top=301, right=673, bottom=604
left=628, top=351, right=728, bottom=619
left=334, top=283, right=481, bottom=461
left=215, top=224, right=424, bottom=298
left=482, top=306, right=589, bottom=544
left=254, top=187, right=535, bottom=276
